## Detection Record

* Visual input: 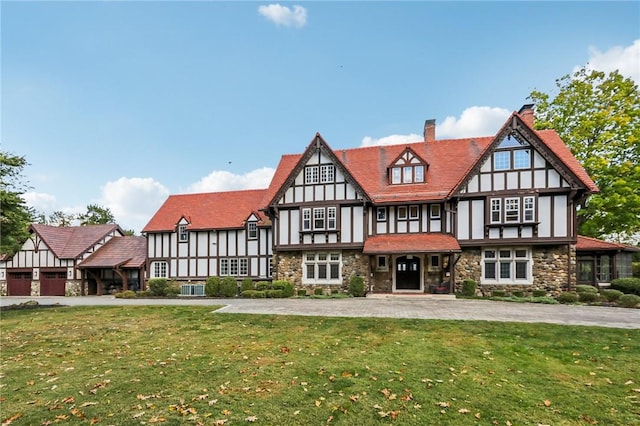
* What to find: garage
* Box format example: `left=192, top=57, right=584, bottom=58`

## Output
left=40, top=270, right=67, bottom=296
left=7, top=271, right=32, bottom=296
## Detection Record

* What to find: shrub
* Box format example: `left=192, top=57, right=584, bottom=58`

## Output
left=281, top=281, right=295, bottom=298
left=611, top=278, right=640, bottom=296
left=602, top=289, right=624, bottom=302
left=272, top=281, right=285, bottom=290
left=314, top=288, right=324, bottom=296
left=136, top=290, right=151, bottom=297
left=241, top=278, right=254, bottom=292
left=461, top=279, right=477, bottom=297
left=512, top=291, right=524, bottom=298
left=148, top=278, right=169, bottom=296
left=241, top=290, right=258, bottom=298
left=297, top=288, right=307, bottom=297
left=532, top=289, right=547, bottom=297
left=252, top=291, right=266, bottom=299
left=266, top=289, right=284, bottom=298
left=220, top=277, right=238, bottom=298
left=205, top=276, right=221, bottom=297
left=255, top=281, right=270, bottom=291
left=166, top=280, right=180, bottom=297
left=491, top=290, right=506, bottom=297
left=557, top=292, right=578, bottom=304
left=576, top=284, right=598, bottom=294
left=578, top=292, right=598, bottom=303
left=618, top=294, right=640, bottom=308
left=349, top=276, right=366, bottom=297
left=115, top=290, right=136, bottom=299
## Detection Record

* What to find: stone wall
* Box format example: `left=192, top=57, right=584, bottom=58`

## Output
left=65, top=281, right=82, bottom=296
left=275, top=250, right=369, bottom=293
left=0, top=281, right=6, bottom=296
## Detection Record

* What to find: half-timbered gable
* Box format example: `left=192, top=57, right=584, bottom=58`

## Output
left=0, top=224, right=132, bottom=296
left=142, top=189, right=272, bottom=285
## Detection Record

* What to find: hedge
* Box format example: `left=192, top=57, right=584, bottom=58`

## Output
left=610, top=278, right=640, bottom=296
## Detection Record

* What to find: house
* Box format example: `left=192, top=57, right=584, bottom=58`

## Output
left=260, top=105, right=599, bottom=294
left=0, top=224, right=146, bottom=296
left=141, top=189, right=273, bottom=293
left=576, top=235, right=638, bottom=287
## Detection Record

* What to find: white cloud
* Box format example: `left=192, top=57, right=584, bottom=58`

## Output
left=258, top=4, right=307, bottom=28
left=188, top=167, right=275, bottom=193
left=360, top=106, right=510, bottom=147
left=100, top=177, right=170, bottom=233
left=23, top=191, right=57, bottom=212
left=579, top=39, right=640, bottom=83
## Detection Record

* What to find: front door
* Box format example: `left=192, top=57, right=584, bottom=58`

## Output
left=395, top=256, right=421, bottom=291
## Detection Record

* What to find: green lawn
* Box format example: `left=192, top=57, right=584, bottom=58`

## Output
left=1, top=306, right=639, bottom=425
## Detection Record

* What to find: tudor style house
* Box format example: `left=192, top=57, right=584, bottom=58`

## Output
left=0, top=224, right=146, bottom=296
left=142, top=104, right=621, bottom=295
left=142, top=190, right=273, bottom=294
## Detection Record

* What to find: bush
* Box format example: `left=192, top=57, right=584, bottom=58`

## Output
left=557, top=292, right=578, bottom=304
left=576, top=284, right=598, bottom=293
left=602, top=289, right=624, bottom=302
left=220, top=277, right=238, bottom=298
left=255, top=281, right=270, bottom=291
left=281, top=281, right=295, bottom=298
left=241, top=278, right=254, bottom=292
left=272, top=281, right=285, bottom=290
left=460, top=279, right=477, bottom=297
left=266, top=289, right=284, bottom=298
left=297, top=288, right=307, bottom=297
left=241, top=290, right=258, bottom=298
left=148, top=278, right=169, bottom=296
left=252, top=291, right=266, bottom=299
left=532, top=289, right=547, bottom=297
left=205, top=276, right=221, bottom=297
left=578, top=292, right=598, bottom=303
left=349, top=276, right=366, bottom=297
left=491, top=290, right=506, bottom=297
left=618, top=294, right=640, bottom=308
left=611, top=278, right=640, bottom=296
left=115, top=290, right=136, bottom=299
left=166, top=280, right=180, bottom=297
left=137, top=290, right=151, bottom=297
left=512, top=291, right=524, bottom=298
left=314, top=288, right=324, bottom=296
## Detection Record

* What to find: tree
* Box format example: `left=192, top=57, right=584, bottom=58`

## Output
left=77, top=204, right=116, bottom=225
left=0, top=151, right=35, bottom=256
left=49, top=210, right=76, bottom=227
left=528, top=68, right=640, bottom=243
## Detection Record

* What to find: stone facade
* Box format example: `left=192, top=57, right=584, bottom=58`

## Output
left=275, top=250, right=369, bottom=293
left=0, top=281, right=6, bottom=296
left=454, top=245, right=575, bottom=296
left=65, top=281, right=83, bottom=296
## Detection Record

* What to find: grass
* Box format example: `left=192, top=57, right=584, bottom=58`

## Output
left=1, top=306, right=639, bottom=425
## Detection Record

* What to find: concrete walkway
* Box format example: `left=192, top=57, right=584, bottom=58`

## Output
left=1, top=295, right=639, bottom=329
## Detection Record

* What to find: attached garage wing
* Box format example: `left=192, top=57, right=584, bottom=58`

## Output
left=40, top=270, right=67, bottom=296
left=7, top=271, right=32, bottom=296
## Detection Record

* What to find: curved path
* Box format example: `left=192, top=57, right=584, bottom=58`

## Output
left=1, top=296, right=639, bottom=329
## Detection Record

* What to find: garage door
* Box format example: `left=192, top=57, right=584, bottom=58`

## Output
left=40, top=271, right=67, bottom=296
left=7, top=271, right=32, bottom=296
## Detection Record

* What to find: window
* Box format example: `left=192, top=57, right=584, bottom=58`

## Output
left=248, top=222, right=258, bottom=239
left=303, top=252, right=342, bottom=284
left=429, top=255, right=440, bottom=271
left=397, top=206, right=407, bottom=220
left=409, top=205, right=419, bottom=219
left=377, top=255, right=388, bottom=271
left=403, top=166, right=413, bottom=183
left=414, top=165, right=425, bottom=183
left=152, top=261, right=167, bottom=278
left=523, top=197, right=535, bottom=222
left=220, top=259, right=229, bottom=275
left=494, top=151, right=510, bottom=170
left=491, top=199, right=501, bottom=223
left=179, top=224, right=188, bottom=242
left=377, top=207, right=387, bottom=221
left=390, top=165, right=427, bottom=184
left=505, top=198, right=520, bottom=222
left=305, top=166, right=319, bottom=184
left=320, top=165, right=335, bottom=183
left=391, top=167, right=401, bottom=184
left=482, top=248, right=531, bottom=284
left=327, top=207, right=337, bottom=230
left=514, top=149, right=531, bottom=169
left=302, top=208, right=311, bottom=231
left=430, top=205, right=441, bottom=219
left=229, top=259, right=239, bottom=276
left=314, top=208, right=325, bottom=229
left=220, top=258, right=247, bottom=276
left=239, top=258, right=249, bottom=276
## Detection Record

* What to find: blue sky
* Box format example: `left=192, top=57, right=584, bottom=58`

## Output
left=2, top=1, right=639, bottom=233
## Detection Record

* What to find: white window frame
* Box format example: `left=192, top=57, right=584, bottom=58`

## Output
left=481, top=248, right=531, bottom=285
left=302, top=252, right=342, bottom=285
left=397, top=206, right=408, bottom=220
left=313, top=208, right=325, bottom=230
left=320, top=165, right=335, bottom=183
left=409, top=205, right=419, bottom=219
left=402, top=166, right=413, bottom=183
left=305, top=166, right=319, bottom=184
left=430, top=205, right=441, bottom=219
left=239, top=258, right=248, bottom=276
left=376, top=255, right=388, bottom=272
left=302, top=208, right=311, bottom=231
left=178, top=224, right=188, bottom=242
left=505, top=198, right=520, bottom=223
left=229, top=258, right=239, bottom=276
left=414, top=165, right=425, bottom=183
left=327, top=207, right=337, bottom=230
left=391, top=167, right=401, bottom=184
left=490, top=199, right=501, bottom=224
left=152, top=261, right=168, bottom=278
left=523, top=196, right=535, bottom=222
left=494, top=151, right=510, bottom=171
left=429, top=254, right=441, bottom=271
left=220, top=259, right=229, bottom=276
left=247, top=222, right=258, bottom=239
left=514, top=149, right=531, bottom=169
left=377, top=207, right=387, bottom=221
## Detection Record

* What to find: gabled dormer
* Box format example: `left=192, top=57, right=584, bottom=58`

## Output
left=176, top=216, right=190, bottom=243
left=245, top=213, right=260, bottom=240
left=388, top=147, right=429, bottom=185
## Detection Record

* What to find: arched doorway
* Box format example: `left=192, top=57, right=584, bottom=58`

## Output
left=395, top=255, right=421, bottom=291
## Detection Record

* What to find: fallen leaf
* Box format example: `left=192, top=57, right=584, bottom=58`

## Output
left=1, top=412, right=23, bottom=425
left=458, top=408, right=470, bottom=414
left=543, top=399, right=552, bottom=407
left=245, top=416, right=258, bottom=422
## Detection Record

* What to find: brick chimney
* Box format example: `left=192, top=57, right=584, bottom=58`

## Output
left=518, top=104, right=535, bottom=128
left=423, top=119, right=436, bottom=142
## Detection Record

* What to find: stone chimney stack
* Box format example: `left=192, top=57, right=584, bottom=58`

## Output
left=423, top=119, right=436, bottom=142
left=518, top=104, right=535, bottom=128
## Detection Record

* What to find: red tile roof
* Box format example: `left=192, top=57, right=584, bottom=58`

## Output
left=363, top=233, right=461, bottom=254
left=142, top=189, right=268, bottom=233
left=576, top=235, right=639, bottom=252
left=30, top=224, right=121, bottom=259
left=79, top=236, right=147, bottom=268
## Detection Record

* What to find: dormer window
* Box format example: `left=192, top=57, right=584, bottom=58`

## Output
left=389, top=148, right=428, bottom=185
left=178, top=224, right=188, bottom=242
left=248, top=221, right=258, bottom=239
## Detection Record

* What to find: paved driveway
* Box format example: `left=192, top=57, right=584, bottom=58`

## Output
left=1, top=296, right=639, bottom=329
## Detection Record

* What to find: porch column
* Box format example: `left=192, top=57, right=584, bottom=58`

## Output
left=113, top=268, right=128, bottom=291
